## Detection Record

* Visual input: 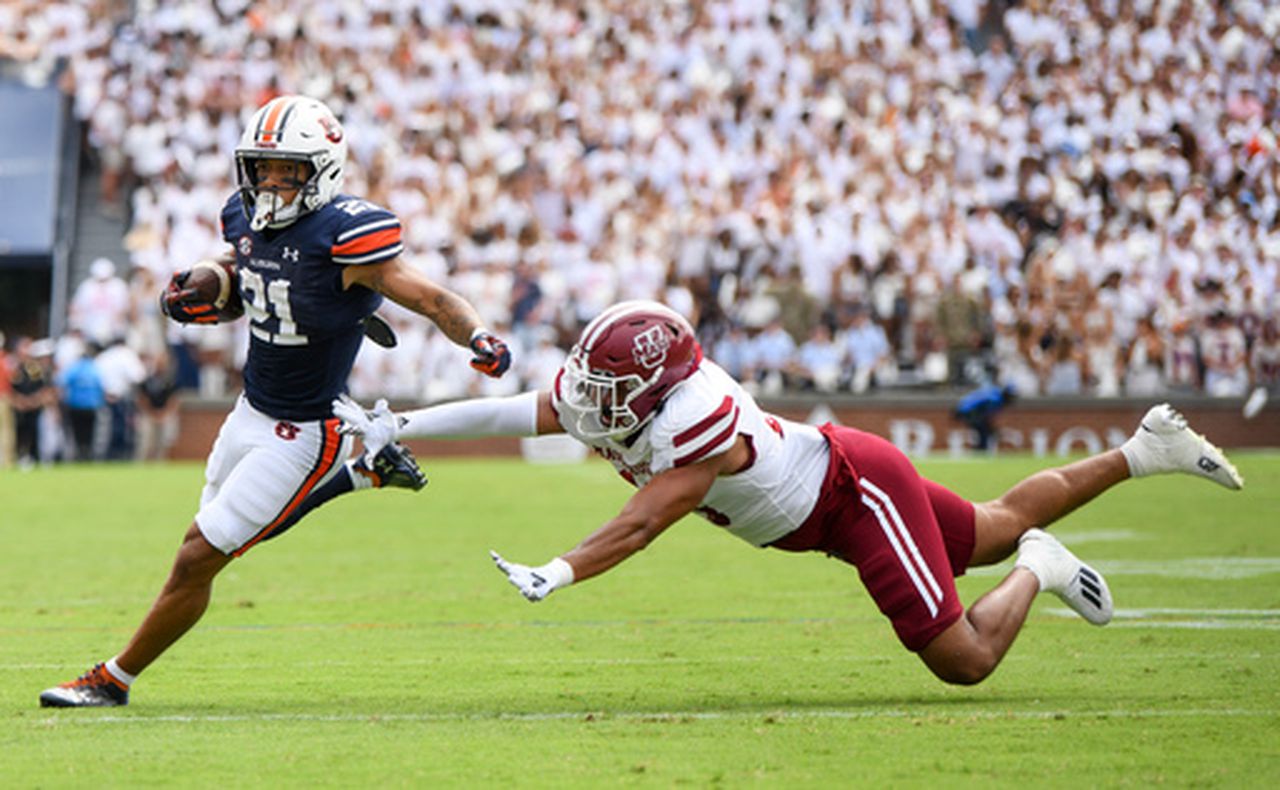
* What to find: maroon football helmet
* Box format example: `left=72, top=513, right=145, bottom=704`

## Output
left=560, top=301, right=703, bottom=439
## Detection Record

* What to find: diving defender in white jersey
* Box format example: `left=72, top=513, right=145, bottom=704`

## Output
left=40, top=96, right=512, bottom=707
left=336, top=301, right=1243, bottom=685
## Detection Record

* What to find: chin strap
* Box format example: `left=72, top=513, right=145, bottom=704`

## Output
left=249, top=192, right=279, bottom=231
left=250, top=191, right=304, bottom=231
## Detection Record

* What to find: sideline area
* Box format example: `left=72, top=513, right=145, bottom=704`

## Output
left=167, top=395, right=1280, bottom=460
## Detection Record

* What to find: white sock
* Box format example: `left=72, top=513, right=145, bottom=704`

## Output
left=1013, top=557, right=1047, bottom=592
left=348, top=460, right=374, bottom=490
left=1013, top=530, right=1049, bottom=592
left=105, top=657, right=136, bottom=686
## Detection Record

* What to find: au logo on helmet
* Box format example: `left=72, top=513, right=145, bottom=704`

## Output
left=318, top=115, right=343, bottom=144
left=632, top=324, right=671, bottom=369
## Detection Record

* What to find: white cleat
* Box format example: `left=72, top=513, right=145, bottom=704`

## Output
left=1120, top=403, right=1244, bottom=490
left=1016, top=529, right=1113, bottom=626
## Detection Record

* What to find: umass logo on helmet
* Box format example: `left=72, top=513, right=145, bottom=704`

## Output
left=632, top=324, right=671, bottom=369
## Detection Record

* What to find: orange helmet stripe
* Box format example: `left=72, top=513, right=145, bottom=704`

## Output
left=256, top=98, right=296, bottom=144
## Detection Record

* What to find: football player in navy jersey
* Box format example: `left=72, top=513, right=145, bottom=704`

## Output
left=334, top=301, right=1243, bottom=687
left=40, top=95, right=511, bottom=707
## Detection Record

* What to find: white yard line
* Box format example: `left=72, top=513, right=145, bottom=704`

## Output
left=1043, top=607, right=1280, bottom=627
left=39, top=708, right=1275, bottom=725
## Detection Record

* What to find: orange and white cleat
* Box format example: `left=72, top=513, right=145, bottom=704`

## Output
left=39, top=663, right=130, bottom=708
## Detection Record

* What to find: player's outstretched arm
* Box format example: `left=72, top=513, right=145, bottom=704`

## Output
left=491, top=451, right=731, bottom=602
left=342, top=256, right=511, bottom=376
left=333, top=392, right=562, bottom=457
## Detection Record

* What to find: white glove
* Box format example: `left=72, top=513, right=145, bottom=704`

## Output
left=332, top=395, right=398, bottom=461
left=490, top=550, right=574, bottom=602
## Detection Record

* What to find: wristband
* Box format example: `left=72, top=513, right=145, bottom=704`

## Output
left=545, top=557, right=575, bottom=588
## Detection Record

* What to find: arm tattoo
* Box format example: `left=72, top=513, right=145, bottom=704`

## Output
left=425, top=290, right=481, bottom=345
left=369, top=259, right=482, bottom=345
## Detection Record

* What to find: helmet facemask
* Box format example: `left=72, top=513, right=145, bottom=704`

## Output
left=561, top=347, right=663, bottom=440
left=236, top=153, right=320, bottom=231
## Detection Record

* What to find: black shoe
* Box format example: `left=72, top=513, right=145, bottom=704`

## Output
left=40, top=663, right=130, bottom=708
left=354, top=443, right=428, bottom=491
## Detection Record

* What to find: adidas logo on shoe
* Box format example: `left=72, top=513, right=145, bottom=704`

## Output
left=1016, top=529, right=1114, bottom=626
left=1076, top=567, right=1105, bottom=612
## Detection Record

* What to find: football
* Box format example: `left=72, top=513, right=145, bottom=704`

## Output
left=187, top=257, right=244, bottom=321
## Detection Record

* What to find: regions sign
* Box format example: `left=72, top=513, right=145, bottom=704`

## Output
left=768, top=399, right=1279, bottom=458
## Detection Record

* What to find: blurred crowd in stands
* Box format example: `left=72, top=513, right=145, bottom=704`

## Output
left=0, top=257, right=182, bottom=467
left=3, top=0, right=1280, bottom=467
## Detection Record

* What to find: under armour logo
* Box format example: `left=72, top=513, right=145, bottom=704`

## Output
left=282, top=246, right=299, bottom=262
left=275, top=421, right=299, bottom=440
left=1197, top=456, right=1220, bottom=473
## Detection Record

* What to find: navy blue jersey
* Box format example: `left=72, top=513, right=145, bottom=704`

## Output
left=221, top=192, right=403, bottom=421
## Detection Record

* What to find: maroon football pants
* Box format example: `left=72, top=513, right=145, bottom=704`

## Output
left=768, top=424, right=976, bottom=651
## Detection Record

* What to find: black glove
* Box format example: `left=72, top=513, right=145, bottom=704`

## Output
left=159, top=271, right=217, bottom=324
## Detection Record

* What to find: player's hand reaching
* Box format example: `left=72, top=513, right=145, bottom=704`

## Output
left=332, top=396, right=399, bottom=461
left=469, top=330, right=512, bottom=378
left=159, top=271, right=217, bottom=324
left=489, top=551, right=574, bottom=602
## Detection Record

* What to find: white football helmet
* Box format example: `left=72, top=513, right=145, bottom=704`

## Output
left=235, top=95, right=347, bottom=230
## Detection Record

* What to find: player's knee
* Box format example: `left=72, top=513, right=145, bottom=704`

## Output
left=166, top=524, right=229, bottom=589
left=919, top=629, right=999, bottom=685
left=924, top=651, right=997, bottom=685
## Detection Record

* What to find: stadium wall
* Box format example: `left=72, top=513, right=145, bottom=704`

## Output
left=168, top=396, right=1280, bottom=460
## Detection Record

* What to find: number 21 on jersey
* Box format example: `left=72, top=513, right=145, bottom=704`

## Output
left=240, top=269, right=308, bottom=346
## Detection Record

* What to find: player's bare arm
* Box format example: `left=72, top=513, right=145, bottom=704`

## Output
left=533, top=391, right=564, bottom=435
left=343, top=256, right=511, bottom=377
left=342, top=257, right=482, bottom=345
left=491, top=434, right=752, bottom=601
left=561, top=449, right=732, bottom=582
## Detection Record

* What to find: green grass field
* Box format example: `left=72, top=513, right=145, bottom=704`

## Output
left=3, top=452, right=1278, bottom=787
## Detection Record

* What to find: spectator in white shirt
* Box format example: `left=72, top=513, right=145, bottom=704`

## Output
left=841, top=304, right=892, bottom=394
left=1200, top=309, right=1250, bottom=397
left=68, top=258, right=130, bottom=347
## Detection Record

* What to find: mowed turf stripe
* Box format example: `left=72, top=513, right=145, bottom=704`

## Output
left=42, top=708, right=1275, bottom=725
left=970, top=557, right=1280, bottom=579
left=1, top=615, right=898, bottom=634
left=12, top=607, right=1280, bottom=636
left=11, top=649, right=1269, bottom=672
